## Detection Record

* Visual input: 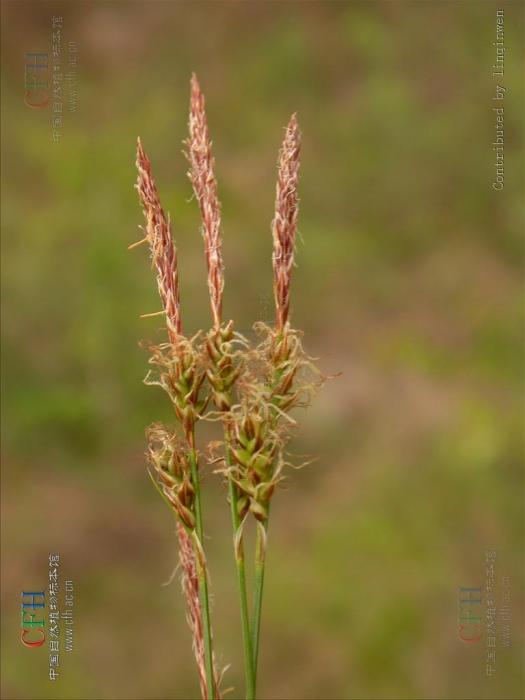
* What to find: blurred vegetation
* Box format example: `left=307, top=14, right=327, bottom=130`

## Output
left=1, top=2, right=523, bottom=699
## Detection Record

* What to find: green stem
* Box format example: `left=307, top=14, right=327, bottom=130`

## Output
left=251, top=514, right=269, bottom=690
left=189, top=446, right=216, bottom=700
left=227, top=451, right=256, bottom=700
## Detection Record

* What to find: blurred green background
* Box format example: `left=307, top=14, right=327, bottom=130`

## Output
left=1, top=2, right=523, bottom=699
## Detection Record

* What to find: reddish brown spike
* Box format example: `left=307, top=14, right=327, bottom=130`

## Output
left=185, top=75, right=224, bottom=329
left=135, top=137, right=182, bottom=343
left=271, top=114, right=301, bottom=331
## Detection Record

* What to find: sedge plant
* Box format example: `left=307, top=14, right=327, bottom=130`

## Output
left=132, top=75, right=324, bottom=700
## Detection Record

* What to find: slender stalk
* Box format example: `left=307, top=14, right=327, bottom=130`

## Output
left=188, top=445, right=216, bottom=699
left=251, top=514, right=269, bottom=687
left=226, top=442, right=256, bottom=700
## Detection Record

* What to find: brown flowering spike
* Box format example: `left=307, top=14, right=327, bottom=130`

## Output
left=185, top=74, right=224, bottom=329
left=272, top=114, right=301, bottom=332
left=136, top=138, right=182, bottom=343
